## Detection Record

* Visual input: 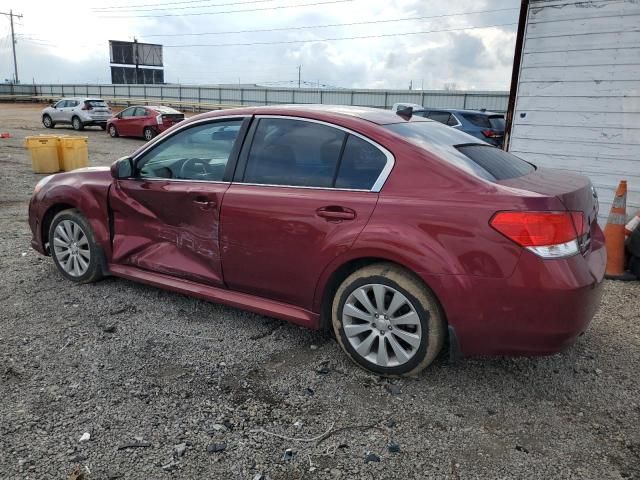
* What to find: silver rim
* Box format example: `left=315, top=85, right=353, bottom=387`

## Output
left=342, top=284, right=422, bottom=368
left=43, top=116, right=51, bottom=127
left=52, top=220, right=91, bottom=277
left=73, top=118, right=80, bottom=129
left=144, top=129, right=153, bottom=140
left=109, top=126, right=116, bottom=136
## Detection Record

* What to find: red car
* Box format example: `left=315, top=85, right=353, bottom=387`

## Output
left=28, top=105, right=605, bottom=376
left=107, top=105, right=184, bottom=141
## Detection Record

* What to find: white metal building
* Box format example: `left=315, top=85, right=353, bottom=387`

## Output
left=506, top=0, right=640, bottom=223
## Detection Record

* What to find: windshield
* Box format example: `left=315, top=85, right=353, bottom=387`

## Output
left=384, top=121, right=533, bottom=182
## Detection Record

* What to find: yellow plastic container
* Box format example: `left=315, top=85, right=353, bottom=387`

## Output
left=25, top=135, right=60, bottom=174
left=59, top=136, right=89, bottom=171
left=54, top=134, right=68, bottom=162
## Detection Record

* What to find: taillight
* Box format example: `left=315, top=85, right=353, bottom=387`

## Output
left=490, top=211, right=585, bottom=258
left=82, top=102, right=93, bottom=111
left=482, top=129, right=500, bottom=138
left=156, top=114, right=163, bottom=125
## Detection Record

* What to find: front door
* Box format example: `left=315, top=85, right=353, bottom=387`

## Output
left=220, top=116, right=390, bottom=309
left=116, top=107, right=137, bottom=136
left=109, top=117, right=248, bottom=286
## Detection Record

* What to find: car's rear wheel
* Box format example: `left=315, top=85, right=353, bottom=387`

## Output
left=332, top=263, right=445, bottom=376
left=143, top=127, right=156, bottom=141
left=72, top=116, right=84, bottom=131
left=49, top=209, right=104, bottom=284
left=42, top=115, right=54, bottom=128
left=108, top=124, right=118, bottom=137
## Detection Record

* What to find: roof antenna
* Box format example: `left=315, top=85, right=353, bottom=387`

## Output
left=396, top=106, right=413, bottom=120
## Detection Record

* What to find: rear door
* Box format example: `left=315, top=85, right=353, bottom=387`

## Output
left=220, top=116, right=389, bottom=309
left=109, top=116, right=249, bottom=286
left=132, top=107, right=149, bottom=137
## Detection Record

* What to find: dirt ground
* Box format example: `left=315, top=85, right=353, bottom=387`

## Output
left=1, top=103, right=639, bottom=480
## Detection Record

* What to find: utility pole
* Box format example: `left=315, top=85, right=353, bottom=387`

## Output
left=133, top=37, right=139, bottom=84
left=1, top=10, right=22, bottom=83
left=297, top=65, right=302, bottom=88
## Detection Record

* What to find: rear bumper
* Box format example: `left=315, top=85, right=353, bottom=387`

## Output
left=422, top=227, right=606, bottom=357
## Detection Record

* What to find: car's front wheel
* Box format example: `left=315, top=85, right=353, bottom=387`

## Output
left=49, top=209, right=104, bottom=284
left=108, top=124, right=118, bottom=137
left=42, top=114, right=55, bottom=128
left=332, top=263, right=445, bottom=376
left=72, top=116, right=84, bottom=131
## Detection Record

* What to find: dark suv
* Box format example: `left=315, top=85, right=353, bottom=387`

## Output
left=413, top=108, right=505, bottom=147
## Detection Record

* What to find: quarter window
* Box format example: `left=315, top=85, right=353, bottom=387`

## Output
left=335, top=135, right=387, bottom=190
left=136, top=119, right=243, bottom=181
left=244, top=118, right=346, bottom=188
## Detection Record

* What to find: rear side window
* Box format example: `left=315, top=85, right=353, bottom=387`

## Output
left=427, top=112, right=451, bottom=125
left=134, top=107, right=148, bottom=116
left=461, top=113, right=491, bottom=128
left=456, top=145, right=534, bottom=180
left=384, top=121, right=534, bottom=182
left=335, top=135, right=387, bottom=189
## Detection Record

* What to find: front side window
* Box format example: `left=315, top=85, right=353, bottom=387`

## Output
left=244, top=118, right=345, bottom=188
left=120, top=107, right=136, bottom=118
left=136, top=119, right=243, bottom=181
left=54, top=100, right=66, bottom=108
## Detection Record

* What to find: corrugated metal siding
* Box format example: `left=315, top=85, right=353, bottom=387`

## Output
left=509, top=0, right=640, bottom=223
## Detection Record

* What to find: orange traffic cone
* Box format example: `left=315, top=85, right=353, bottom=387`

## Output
left=604, top=180, right=635, bottom=280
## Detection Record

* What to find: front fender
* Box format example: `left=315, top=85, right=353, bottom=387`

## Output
left=32, top=171, right=112, bottom=258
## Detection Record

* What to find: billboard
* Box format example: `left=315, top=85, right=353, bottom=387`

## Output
left=109, top=40, right=164, bottom=84
left=109, top=40, right=163, bottom=67
left=110, top=66, right=164, bottom=85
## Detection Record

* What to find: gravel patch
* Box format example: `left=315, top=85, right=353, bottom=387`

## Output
left=1, top=104, right=639, bottom=479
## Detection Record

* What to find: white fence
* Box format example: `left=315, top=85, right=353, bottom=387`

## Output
left=0, top=83, right=509, bottom=112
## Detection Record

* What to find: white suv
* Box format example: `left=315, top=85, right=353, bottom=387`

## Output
left=42, top=98, right=112, bottom=131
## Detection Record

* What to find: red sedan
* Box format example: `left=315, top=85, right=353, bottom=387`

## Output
left=28, top=105, right=605, bottom=376
left=107, top=105, right=184, bottom=140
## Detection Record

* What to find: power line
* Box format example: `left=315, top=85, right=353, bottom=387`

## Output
left=140, top=7, right=519, bottom=38
left=98, top=0, right=354, bottom=18
left=93, top=0, right=266, bottom=10
left=93, top=0, right=278, bottom=13
left=161, top=22, right=518, bottom=48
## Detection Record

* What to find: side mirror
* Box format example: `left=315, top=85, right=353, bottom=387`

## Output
left=111, top=156, right=133, bottom=179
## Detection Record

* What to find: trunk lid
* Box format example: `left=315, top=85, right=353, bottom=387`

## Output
left=498, top=167, right=598, bottom=251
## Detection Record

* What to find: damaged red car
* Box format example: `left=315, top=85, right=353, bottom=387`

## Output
left=28, top=105, right=606, bottom=375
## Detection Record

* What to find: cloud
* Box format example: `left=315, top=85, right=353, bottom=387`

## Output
left=1, top=0, right=519, bottom=90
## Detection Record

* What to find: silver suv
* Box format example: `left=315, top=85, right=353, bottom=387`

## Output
left=42, top=98, right=112, bottom=131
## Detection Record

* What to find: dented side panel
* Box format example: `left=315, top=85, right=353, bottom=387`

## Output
left=109, top=179, right=229, bottom=286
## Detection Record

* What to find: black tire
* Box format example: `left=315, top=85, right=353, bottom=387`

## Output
left=108, top=124, right=118, bottom=137
left=72, top=116, right=84, bottom=131
left=143, top=127, right=156, bottom=141
left=49, top=209, right=104, bottom=284
left=42, top=114, right=55, bottom=128
left=332, top=263, right=445, bottom=376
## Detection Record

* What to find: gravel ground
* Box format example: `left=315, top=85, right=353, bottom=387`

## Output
left=1, top=103, right=639, bottom=480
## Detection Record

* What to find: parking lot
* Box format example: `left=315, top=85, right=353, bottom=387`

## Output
left=0, top=103, right=639, bottom=479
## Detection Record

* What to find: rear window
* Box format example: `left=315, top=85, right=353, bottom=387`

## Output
left=384, top=121, right=534, bottom=182
left=456, top=145, right=534, bottom=180
left=85, top=100, right=108, bottom=107
left=489, top=116, right=505, bottom=130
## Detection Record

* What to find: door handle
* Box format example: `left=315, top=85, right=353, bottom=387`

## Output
left=193, top=196, right=216, bottom=208
left=316, top=206, right=356, bottom=221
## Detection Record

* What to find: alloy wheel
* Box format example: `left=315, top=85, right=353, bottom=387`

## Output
left=144, top=128, right=154, bottom=140
left=342, top=284, right=422, bottom=368
left=52, top=220, right=91, bottom=277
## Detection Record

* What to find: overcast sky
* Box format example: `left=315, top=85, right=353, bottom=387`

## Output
left=0, top=0, right=519, bottom=90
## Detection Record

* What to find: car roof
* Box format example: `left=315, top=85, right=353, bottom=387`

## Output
left=418, top=107, right=503, bottom=116
left=193, top=104, right=432, bottom=126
